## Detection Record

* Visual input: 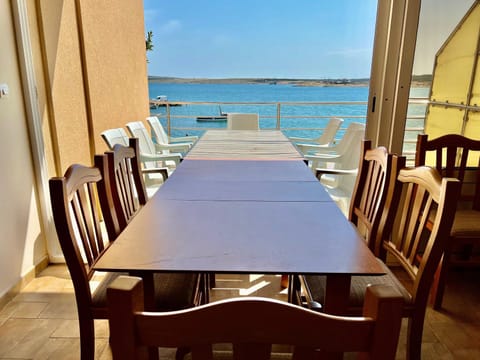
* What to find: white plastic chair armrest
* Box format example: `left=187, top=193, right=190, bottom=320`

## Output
left=169, top=135, right=199, bottom=143
left=315, top=167, right=358, bottom=178
left=140, top=152, right=182, bottom=165
left=142, top=167, right=169, bottom=181
left=154, top=142, right=191, bottom=153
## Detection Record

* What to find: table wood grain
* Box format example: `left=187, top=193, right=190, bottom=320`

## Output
left=94, top=130, right=384, bottom=315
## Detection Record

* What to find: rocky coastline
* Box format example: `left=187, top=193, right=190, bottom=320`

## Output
left=148, top=75, right=432, bottom=88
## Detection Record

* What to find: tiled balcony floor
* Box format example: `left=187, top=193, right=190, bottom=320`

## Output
left=0, top=265, right=479, bottom=359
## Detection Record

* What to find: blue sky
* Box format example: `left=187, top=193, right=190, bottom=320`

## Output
left=143, top=0, right=378, bottom=79
left=143, top=0, right=475, bottom=79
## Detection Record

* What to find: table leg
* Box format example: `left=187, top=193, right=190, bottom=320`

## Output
left=130, top=271, right=155, bottom=310
left=324, top=274, right=351, bottom=315
left=287, top=274, right=301, bottom=304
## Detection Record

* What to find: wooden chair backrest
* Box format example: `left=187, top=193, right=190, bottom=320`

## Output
left=349, top=141, right=406, bottom=255
left=49, top=163, right=113, bottom=306
left=380, top=166, right=460, bottom=302
left=415, top=134, right=480, bottom=210
left=95, top=138, right=148, bottom=238
left=107, top=276, right=403, bottom=360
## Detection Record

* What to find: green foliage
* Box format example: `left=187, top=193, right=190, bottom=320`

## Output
left=146, top=31, right=153, bottom=63
left=146, top=31, right=154, bottom=51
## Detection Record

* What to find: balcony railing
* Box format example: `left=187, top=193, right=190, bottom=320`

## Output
left=150, top=98, right=429, bottom=162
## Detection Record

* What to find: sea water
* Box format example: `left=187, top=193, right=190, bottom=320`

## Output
left=148, top=82, right=429, bottom=140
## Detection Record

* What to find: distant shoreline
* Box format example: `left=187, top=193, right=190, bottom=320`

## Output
left=148, top=76, right=432, bottom=88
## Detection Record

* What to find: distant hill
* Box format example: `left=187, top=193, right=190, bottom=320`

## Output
left=148, top=75, right=432, bottom=87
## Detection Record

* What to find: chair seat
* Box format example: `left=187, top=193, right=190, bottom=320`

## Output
left=451, top=209, right=480, bottom=237
left=92, top=272, right=201, bottom=312
left=303, top=258, right=413, bottom=315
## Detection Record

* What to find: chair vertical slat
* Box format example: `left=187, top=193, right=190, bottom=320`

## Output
left=71, top=191, right=96, bottom=265
left=88, top=182, right=105, bottom=253
left=405, top=186, right=428, bottom=263
left=392, top=184, right=413, bottom=256
left=458, top=148, right=469, bottom=181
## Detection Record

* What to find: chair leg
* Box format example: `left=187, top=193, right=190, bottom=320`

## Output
left=406, top=314, right=426, bottom=360
left=432, top=251, right=451, bottom=310
left=78, top=317, right=95, bottom=360
left=175, top=347, right=191, bottom=360
left=209, top=272, right=216, bottom=288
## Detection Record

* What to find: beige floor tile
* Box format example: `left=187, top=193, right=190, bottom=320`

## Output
left=0, top=318, right=64, bottom=358
left=1, top=265, right=480, bottom=359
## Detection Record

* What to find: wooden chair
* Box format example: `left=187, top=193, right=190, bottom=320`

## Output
left=49, top=159, right=202, bottom=359
left=95, top=138, right=206, bottom=306
left=415, top=133, right=480, bottom=309
left=314, top=140, right=398, bottom=216
left=300, top=166, right=461, bottom=360
left=291, top=141, right=405, bottom=306
left=289, top=117, right=344, bottom=150
left=95, top=137, right=156, bottom=237
left=107, top=276, right=403, bottom=360
left=49, top=164, right=115, bottom=360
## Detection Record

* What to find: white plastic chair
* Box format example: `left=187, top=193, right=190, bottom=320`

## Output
left=124, top=122, right=182, bottom=169
left=303, top=122, right=365, bottom=164
left=304, top=123, right=365, bottom=215
left=289, top=117, right=343, bottom=150
left=312, top=134, right=366, bottom=216
left=100, top=128, right=171, bottom=195
left=146, top=116, right=198, bottom=154
left=227, top=113, right=259, bottom=130
left=101, top=128, right=129, bottom=147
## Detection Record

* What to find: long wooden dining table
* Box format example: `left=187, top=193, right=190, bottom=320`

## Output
left=94, top=130, right=385, bottom=315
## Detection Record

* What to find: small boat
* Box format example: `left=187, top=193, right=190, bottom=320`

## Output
left=196, top=106, right=227, bottom=122
left=149, top=95, right=181, bottom=108
left=196, top=116, right=227, bottom=122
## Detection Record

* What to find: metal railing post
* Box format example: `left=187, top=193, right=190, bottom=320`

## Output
left=166, top=104, right=171, bottom=137
left=276, top=103, right=281, bottom=129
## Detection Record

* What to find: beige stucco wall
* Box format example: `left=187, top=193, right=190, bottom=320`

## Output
left=80, top=0, right=150, bottom=154
left=38, top=0, right=91, bottom=174
left=0, top=0, right=47, bottom=300
left=37, top=0, right=149, bottom=173
left=1, top=0, right=149, bottom=301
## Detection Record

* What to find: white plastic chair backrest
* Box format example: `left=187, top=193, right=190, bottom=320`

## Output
left=316, top=117, right=343, bottom=145
left=322, top=128, right=365, bottom=215
left=101, top=128, right=129, bottom=149
left=327, top=122, right=365, bottom=155
left=227, top=113, right=259, bottom=130
left=125, top=121, right=157, bottom=156
left=333, top=128, right=364, bottom=193
left=146, top=116, right=169, bottom=145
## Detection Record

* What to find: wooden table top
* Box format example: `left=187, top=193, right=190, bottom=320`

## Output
left=186, top=130, right=304, bottom=160
left=94, top=199, right=381, bottom=275
left=94, top=130, right=384, bottom=314
left=157, top=160, right=331, bottom=202
left=95, top=130, right=382, bottom=275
